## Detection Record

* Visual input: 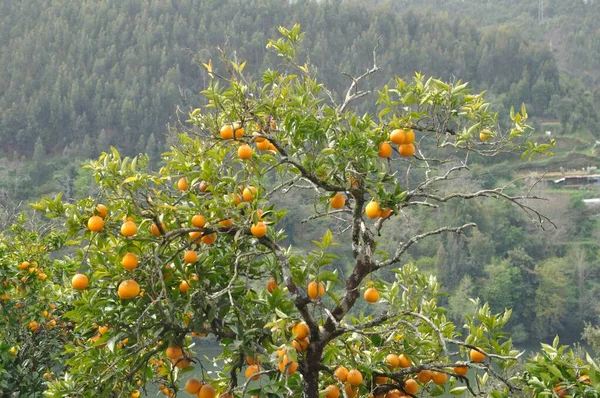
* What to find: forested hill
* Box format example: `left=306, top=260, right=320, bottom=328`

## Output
left=1, top=0, right=598, bottom=160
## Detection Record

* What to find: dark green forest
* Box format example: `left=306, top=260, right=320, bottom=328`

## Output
left=1, top=0, right=599, bottom=347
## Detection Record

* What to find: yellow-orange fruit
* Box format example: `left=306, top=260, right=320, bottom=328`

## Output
left=233, top=123, right=245, bottom=139
left=266, top=278, right=278, bottom=293
left=334, top=366, right=349, bottom=382
left=201, top=233, right=217, bottom=245
left=98, top=325, right=109, bottom=335
left=364, top=287, right=380, bottom=303
left=87, top=216, right=105, bottom=232
left=398, top=143, right=415, bottom=157
left=404, top=129, right=415, bottom=144
left=379, top=208, right=393, bottom=219
left=184, top=250, right=198, bottom=264
left=453, top=362, right=468, bottom=376
left=325, top=384, right=341, bottom=398
left=122, top=253, right=138, bottom=270
left=130, top=390, right=140, bottom=398
left=256, top=139, right=271, bottom=151
left=179, top=280, right=190, bottom=294
left=191, top=214, right=206, bottom=228
left=365, top=201, right=380, bottom=219
left=386, top=354, right=400, bottom=368
left=292, top=322, right=309, bottom=340
left=390, top=129, right=406, bottom=145
left=151, top=222, right=166, bottom=236
left=184, top=378, right=202, bottom=394
left=198, top=384, right=216, bottom=398
left=470, top=348, right=486, bottom=363
left=431, top=371, right=448, bottom=385
left=347, top=369, right=363, bottom=386
left=218, top=219, right=233, bottom=228
left=293, top=337, right=309, bottom=352
left=71, top=274, right=89, bottom=290
left=378, top=142, right=393, bottom=158
left=417, top=369, right=433, bottom=383
left=177, top=177, right=188, bottom=191
left=96, top=204, right=108, bottom=218
left=243, top=186, right=257, bottom=201
left=398, top=354, right=412, bottom=368
left=245, top=364, right=260, bottom=381
left=166, top=345, right=183, bottom=360
left=344, top=383, right=358, bottom=398
left=117, top=280, right=140, bottom=299
left=375, top=376, right=388, bottom=384
left=307, top=281, right=325, bottom=300
left=121, top=221, right=138, bottom=237
left=403, top=378, right=418, bottom=395
left=330, top=193, right=346, bottom=209
left=238, top=144, right=253, bottom=160
left=250, top=222, right=267, bottom=238
left=220, top=124, right=234, bottom=139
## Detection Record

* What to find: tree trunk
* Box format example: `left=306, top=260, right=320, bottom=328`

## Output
left=301, top=343, right=323, bottom=398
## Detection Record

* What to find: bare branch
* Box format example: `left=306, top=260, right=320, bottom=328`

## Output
left=339, top=39, right=381, bottom=113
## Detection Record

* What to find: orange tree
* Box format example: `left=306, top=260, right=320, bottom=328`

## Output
left=0, top=212, right=71, bottom=394
left=27, top=25, right=598, bottom=397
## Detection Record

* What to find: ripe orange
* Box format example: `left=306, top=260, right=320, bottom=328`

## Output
left=267, top=143, right=278, bottom=152
left=403, top=379, right=418, bottom=395
left=417, top=369, right=433, bottom=383
left=238, top=144, right=253, bottom=160
left=364, top=287, right=380, bottom=303
left=250, top=222, right=267, bottom=238
left=201, top=233, right=217, bottom=245
left=386, top=354, right=400, bottom=368
left=404, top=129, right=415, bottom=144
left=87, top=216, right=104, bottom=232
left=99, top=325, right=109, bottom=335
left=278, top=355, right=298, bottom=374
left=246, top=356, right=258, bottom=365
left=398, top=143, right=415, bottom=157
left=191, top=214, right=206, bottom=228
left=480, top=129, right=492, bottom=141
left=184, top=378, right=202, bottom=394
left=233, top=123, right=245, bottom=139
left=379, top=208, right=393, bottom=219
left=553, top=385, right=567, bottom=398
left=189, top=231, right=202, bottom=243
left=220, top=124, right=234, bottom=139
left=375, top=375, right=388, bottom=384
left=122, top=253, right=138, bottom=270
left=347, top=369, right=363, bottom=386
left=578, top=375, right=590, bottom=385
left=151, top=222, right=166, bottom=236
left=245, top=364, right=260, bottom=381
left=71, top=274, right=89, bottom=290
left=266, top=278, right=278, bottom=293
left=256, top=139, right=271, bottom=151
left=230, top=193, right=242, bottom=205
left=325, top=385, right=341, bottom=398
left=19, top=261, right=30, bottom=270
left=344, top=383, right=358, bottom=398
left=390, top=129, right=406, bottom=144
left=243, top=186, right=257, bottom=201
left=330, top=193, right=346, bottom=209
left=293, top=337, right=309, bottom=352
left=117, top=280, right=140, bottom=299
left=177, top=177, right=188, bottom=191
left=174, top=357, right=191, bottom=368
left=334, top=366, right=349, bottom=382
left=218, top=219, right=233, bottom=228
left=453, top=362, right=468, bottom=376
left=121, top=221, right=138, bottom=237
left=179, top=280, right=190, bottom=294
left=96, top=204, right=108, bottom=218
left=307, top=281, right=325, bottom=299
left=469, top=348, right=486, bottom=363
left=378, top=142, right=393, bottom=158
left=431, top=371, right=447, bottom=385
left=365, top=201, right=380, bottom=219
left=292, top=322, right=309, bottom=340
left=198, top=384, right=216, bottom=398
left=184, top=250, right=198, bottom=264
left=29, top=320, right=39, bottom=332
left=166, top=345, right=183, bottom=360
left=130, top=391, right=140, bottom=398
left=398, top=354, right=412, bottom=368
